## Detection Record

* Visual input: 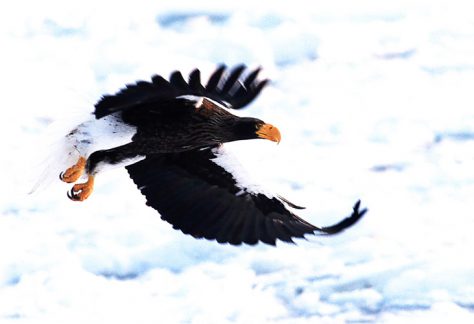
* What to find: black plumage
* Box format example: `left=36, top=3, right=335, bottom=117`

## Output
left=90, top=65, right=272, bottom=159
left=126, top=147, right=367, bottom=245
left=94, top=64, right=268, bottom=118
left=63, top=64, right=367, bottom=245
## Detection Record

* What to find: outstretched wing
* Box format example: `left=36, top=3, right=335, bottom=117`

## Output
left=94, top=65, right=269, bottom=119
left=126, top=146, right=367, bottom=246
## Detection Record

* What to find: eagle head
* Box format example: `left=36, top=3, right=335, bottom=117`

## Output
left=231, top=117, right=281, bottom=144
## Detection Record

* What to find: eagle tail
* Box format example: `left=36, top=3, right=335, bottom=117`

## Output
left=29, top=121, right=85, bottom=195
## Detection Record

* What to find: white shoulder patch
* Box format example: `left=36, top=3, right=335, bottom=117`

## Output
left=176, top=95, right=204, bottom=107
left=176, top=95, right=231, bottom=110
left=211, top=146, right=274, bottom=198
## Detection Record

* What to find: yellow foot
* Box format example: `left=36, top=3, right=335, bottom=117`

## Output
left=67, top=175, right=95, bottom=201
left=60, top=156, right=87, bottom=183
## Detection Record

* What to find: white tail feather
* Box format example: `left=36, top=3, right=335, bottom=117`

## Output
left=28, top=113, right=89, bottom=195
left=29, top=112, right=137, bottom=194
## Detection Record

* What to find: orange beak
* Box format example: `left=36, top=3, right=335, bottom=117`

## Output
left=256, top=123, right=281, bottom=143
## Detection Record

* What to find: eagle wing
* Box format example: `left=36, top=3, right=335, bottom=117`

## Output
left=94, top=65, right=269, bottom=119
left=126, top=146, right=367, bottom=246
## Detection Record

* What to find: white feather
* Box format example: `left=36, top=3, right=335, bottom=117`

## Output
left=67, top=113, right=137, bottom=158
left=176, top=95, right=204, bottom=107
left=211, top=146, right=274, bottom=198
left=29, top=113, right=137, bottom=194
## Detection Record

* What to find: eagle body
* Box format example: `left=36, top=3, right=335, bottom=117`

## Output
left=60, top=65, right=366, bottom=246
left=69, top=98, right=273, bottom=175
left=119, top=97, right=265, bottom=153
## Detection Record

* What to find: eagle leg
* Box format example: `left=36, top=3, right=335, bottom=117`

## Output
left=67, top=175, right=95, bottom=201
left=60, top=156, right=86, bottom=183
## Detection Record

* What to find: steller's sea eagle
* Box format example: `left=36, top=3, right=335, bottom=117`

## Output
left=59, top=64, right=367, bottom=246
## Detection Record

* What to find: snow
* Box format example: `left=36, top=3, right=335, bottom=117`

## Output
left=1, top=0, right=474, bottom=323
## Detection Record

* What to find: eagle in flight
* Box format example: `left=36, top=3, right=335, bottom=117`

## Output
left=60, top=64, right=367, bottom=245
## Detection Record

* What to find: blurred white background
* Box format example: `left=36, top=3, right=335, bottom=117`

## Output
left=1, top=0, right=473, bottom=323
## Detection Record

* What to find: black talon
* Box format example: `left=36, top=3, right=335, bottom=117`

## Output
left=59, top=172, right=64, bottom=181
left=67, top=188, right=79, bottom=201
